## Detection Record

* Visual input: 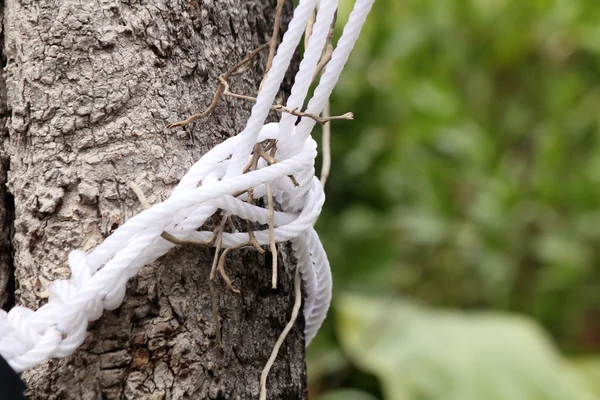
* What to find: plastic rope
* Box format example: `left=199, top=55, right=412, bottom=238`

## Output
left=0, top=0, right=374, bottom=372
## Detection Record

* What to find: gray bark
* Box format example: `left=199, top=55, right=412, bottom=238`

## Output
left=0, top=1, right=13, bottom=312
left=1, top=0, right=306, bottom=398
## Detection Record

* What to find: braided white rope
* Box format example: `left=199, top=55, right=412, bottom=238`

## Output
left=0, top=0, right=374, bottom=372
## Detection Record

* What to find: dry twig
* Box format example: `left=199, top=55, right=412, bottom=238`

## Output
left=166, top=43, right=270, bottom=129
left=245, top=188, right=266, bottom=254
left=320, top=101, right=332, bottom=187
left=304, top=6, right=317, bottom=50
left=243, top=144, right=270, bottom=254
left=312, top=10, right=337, bottom=83
left=306, top=6, right=336, bottom=186
left=264, top=139, right=277, bottom=153
left=131, top=181, right=231, bottom=347
left=265, top=183, right=278, bottom=289
left=259, top=266, right=302, bottom=400
left=217, top=242, right=249, bottom=294
left=208, top=279, right=221, bottom=347
left=260, top=0, right=286, bottom=91
left=273, top=105, right=353, bottom=125
left=218, top=78, right=353, bottom=126
left=209, top=215, right=230, bottom=347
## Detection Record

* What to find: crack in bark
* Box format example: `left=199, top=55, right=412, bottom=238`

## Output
left=0, top=0, right=16, bottom=312
left=1, top=181, right=15, bottom=312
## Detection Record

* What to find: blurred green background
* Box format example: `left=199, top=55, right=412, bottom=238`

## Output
left=308, top=0, right=600, bottom=398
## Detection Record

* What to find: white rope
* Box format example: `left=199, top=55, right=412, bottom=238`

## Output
left=0, top=0, right=374, bottom=372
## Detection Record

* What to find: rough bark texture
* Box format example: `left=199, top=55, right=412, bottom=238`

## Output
left=2, top=0, right=306, bottom=398
left=0, top=0, right=14, bottom=312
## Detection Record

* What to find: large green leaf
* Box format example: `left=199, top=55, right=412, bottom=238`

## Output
left=314, top=389, right=379, bottom=400
left=336, top=294, right=597, bottom=400
left=571, top=358, right=600, bottom=397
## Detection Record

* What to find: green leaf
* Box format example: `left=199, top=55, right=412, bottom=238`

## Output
left=336, top=294, right=597, bottom=400
left=315, top=389, right=380, bottom=400
left=571, top=358, right=600, bottom=397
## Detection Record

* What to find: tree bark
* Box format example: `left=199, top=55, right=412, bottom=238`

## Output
left=1, top=0, right=306, bottom=398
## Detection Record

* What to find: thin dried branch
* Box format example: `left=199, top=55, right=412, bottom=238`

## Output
left=265, top=183, right=278, bottom=289
left=230, top=62, right=253, bottom=77
left=259, top=266, right=302, bottom=400
left=243, top=143, right=263, bottom=173
left=217, top=242, right=250, bottom=294
left=256, top=150, right=299, bottom=186
left=304, top=7, right=317, bottom=50
left=208, top=279, right=221, bottom=347
left=274, top=105, right=353, bottom=125
left=209, top=214, right=230, bottom=348
left=266, top=0, right=286, bottom=74
left=227, top=217, right=237, bottom=233
left=260, top=0, right=286, bottom=91
left=312, top=10, right=337, bottom=83
left=209, top=215, right=230, bottom=279
left=167, top=43, right=270, bottom=129
left=264, top=139, right=277, bottom=153
left=133, top=180, right=231, bottom=348
left=320, top=101, right=331, bottom=187
left=269, top=141, right=277, bottom=158
left=246, top=220, right=264, bottom=253
left=246, top=187, right=266, bottom=254
left=289, top=176, right=300, bottom=187
left=220, top=75, right=258, bottom=103
left=259, top=150, right=277, bottom=165
left=240, top=136, right=299, bottom=187
left=243, top=144, right=269, bottom=254
left=161, top=231, right=216, bottom=247
left=219, top=84, right=353, bottom=127
left=225, top=44, right=270, bottom=79
left=165, top=86, right=224, bottom=129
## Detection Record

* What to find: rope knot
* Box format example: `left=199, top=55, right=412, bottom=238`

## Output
left=0, top=0, right=374, bottom=372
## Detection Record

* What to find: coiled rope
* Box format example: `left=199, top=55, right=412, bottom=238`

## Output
left=0, top=0, right=374, bottom=372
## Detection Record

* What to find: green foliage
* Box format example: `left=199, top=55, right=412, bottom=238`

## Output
left=310, top=0, right=600, bottom=398
left=571, top=358, right=600, bottom=397
left=335, top=294, right=597, bottom=400
left=315, top=389, right=379, bottom=400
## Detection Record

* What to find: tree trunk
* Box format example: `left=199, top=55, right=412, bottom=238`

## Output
left=1, top=0, right=306, bottom=398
